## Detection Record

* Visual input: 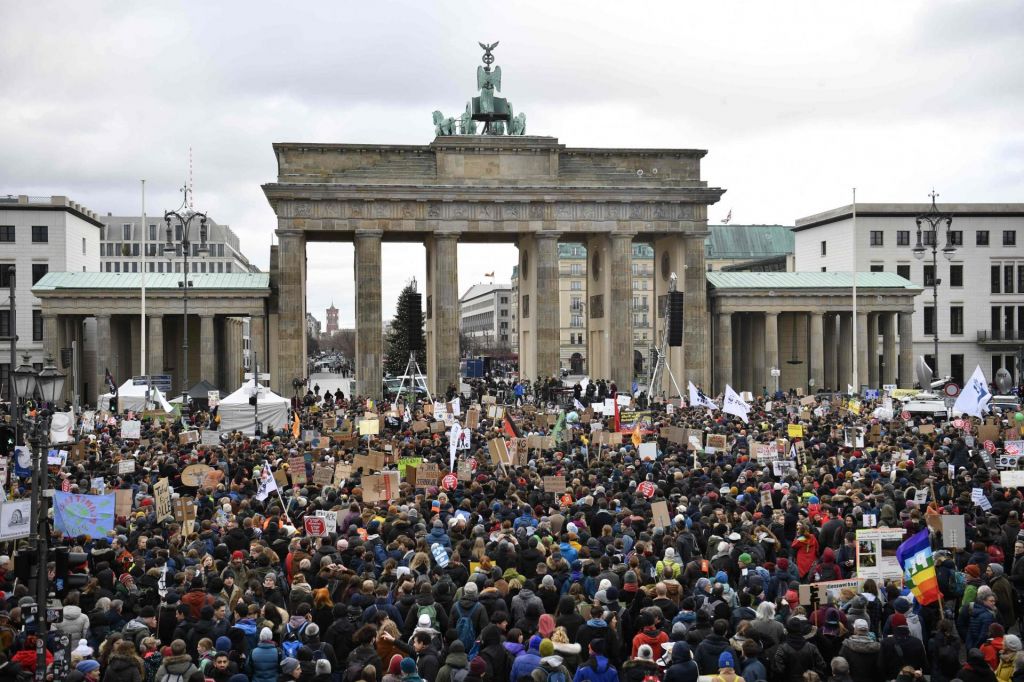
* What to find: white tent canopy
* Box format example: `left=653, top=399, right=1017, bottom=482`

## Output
left=217, top=380, right=289, bottom=434
left=99, top=380, right=174, bottom=413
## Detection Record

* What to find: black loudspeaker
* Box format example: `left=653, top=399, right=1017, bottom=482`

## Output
left=667, top=291, right=684, bottom=347
left=406, top=293, right=423, bottom=350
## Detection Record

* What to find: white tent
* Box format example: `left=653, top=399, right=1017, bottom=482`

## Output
left=217, top=380, right=290, bottom=434
left=99, top=380, right=174, bottom=413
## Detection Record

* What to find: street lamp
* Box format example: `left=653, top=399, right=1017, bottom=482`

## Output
left=12, top=353, right=65, bottom=677
left=912, top=190, right=955, bottom=381
left=163, top=187, right=209, bottom=401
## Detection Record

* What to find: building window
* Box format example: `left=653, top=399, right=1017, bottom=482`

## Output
left=32, top=310, right=42, bottom=341
left=175, top=225, right=182, bottom=242
left=81, top=237, right=86, bottom=254
left=993, top=265, right=1001, bottom=293
left=821, top=267, right=827, bottom=272
left=924, top=264, right=935, bottom=287
left=869, top=231, right=883, bottom=246
left=948, top=230, right=963, bottom=246
left=977, top=230, right=990, bottom=246
left=1005, top=231, right=1017, bottom=246
left=870, top=264, right=883, bottom=273
left=31, top=263, right=48, bottom=284
left=226, top=263, right=232, bottom=273
left=922, top=231, right=936, bottom=246
left=149, top=224, right=157, bottom=242
left=1006, top=265, right=1015, bottom=294
left=217, top=262, right=224, bottom=273
left=950, top=353, right=964, bottom=385
left=896, top=230, right=910, bottom=246
left=950, top=264, right=963, bottom=287
left=820, top=241, right=827, bottom=256
left=114, top=262, right=120, bottom=273
left=896, top=264, right=911, bottom=280
left=0, top=266, right=12, bottom=288
left=950, top=306, right=963, bottom=335
left=0, top=226, right=14, bottom=243
left=924, top=306, right=935, bottom=335
left=31, top=226, right=48, bottom=243
left=122, top=224, right=132, bottom=240
left=0, top=311, right=8, bottom=337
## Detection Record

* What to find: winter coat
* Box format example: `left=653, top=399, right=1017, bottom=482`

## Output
left=155, top=653, right=199, bottom=682
left=572, top=656, right=620, bottom=682
left=928, top=631, right=963, bottom=682
left=663, top=643, right=699, bottom=682
left=968, top=602, right=998, bottom=650
left=791, top=534, right=819, bottom=579
left=769, top=636, right=826, bottom=682
left=510, top=644, right=542, bottom=682
left=959, top=650, right=998, bottom=682
left=740, top=657, right=767, bottom=682
left=511, top=589, right=544, bottom=625
left=250, top=641, right=281, bottom=682
left=56, top=605, right=90, bottom=643
left=621, top=658, right=662, bottom=682
left=878, top=631, right=928, bottom=680
left=553, top=642, right=582, bottom=672
left=837, top=635, right=881, bottom=682
left=104, top=653, right=145, bottom=682
left=532, top=656, right=574, bottom=682
left=693, top=634, right=731, bottom=675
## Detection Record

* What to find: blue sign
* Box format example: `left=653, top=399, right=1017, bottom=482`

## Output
left=53, top=492, right=116, bottom=538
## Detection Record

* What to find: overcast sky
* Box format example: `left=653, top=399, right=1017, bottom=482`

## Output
left=3, top=1, right=1021, bottom=328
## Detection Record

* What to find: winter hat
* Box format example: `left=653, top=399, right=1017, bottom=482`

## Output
left=891, top=613, right=907, bottom=628
left=990, top=623, right=1006, bottom=637
left=77, top=660, right=101, bottom=674
left=719, top=651, right=735, bottom=669
left=598, top=579, right=612, bottom=592
left=281, top=658, right=300, bottom=675
left=316, top=660, right=332, bottom=675
left=776, top=558, right=789, bottom=570
left=260, top=627, right=274, bottom=642
left=470, top=657, right=487, bottom=676
left=892, top=597, right=910, bottom=613
left=72, top=639, right=93, bottom=657
left=216, top=636, right=232, bottom=652
left=542, top=575, right=555, bottom=588
left=418, top=614, right=432, bottom=629
left=463, top=582, right=478, bottom=598
left=965, top=564, right=981, bottom=578
left=1005, top=635, right=1022, bottom=653
left=638, top=644, right=654, bottom=662
left=738, top=553, right=752, bottom=564
left=715, top=571, right=728, bottom=584
left=401, top=658, right=418, bottom=675
left=540, top=639, right=555, bottom=657
left=853, top=619, right=869, bottom=633
left=590, top=638, right=606, bottom=655
left=528, top=635, right=542, bottom=652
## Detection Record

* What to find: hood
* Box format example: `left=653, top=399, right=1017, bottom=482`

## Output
left=63, top=605, right=84, bottom=620
left=968, top=649, right=989, bottom=669
left=842, top=636, right=880, bottom=654
left=539, top=656, right=565, bottom=669
left=590, top=655, right=610, bottom=673
left=822, top=548, right=836, bottom=563
left=553, top=642, right=581, bottom=655
left=444, top=652, right=468, bottom=669
left=672, top=642, right=692, bottom=662
left=504, top=642, right=525, bottom=656
left=164, top=654, right=195, bottom=673
left=124, top=619, right=150, bottom=633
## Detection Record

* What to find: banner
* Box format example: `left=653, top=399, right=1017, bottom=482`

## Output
left=954, top=365, right=991, bottom=418
left=723, top=385, right=751, bottom=423
left=153, top=477, right=171, bottom=519
left=617, top=409, right=653, bottom=434
left=0, top=499, right=31, bottom=540
left=53, top=492, right=116, bottom=538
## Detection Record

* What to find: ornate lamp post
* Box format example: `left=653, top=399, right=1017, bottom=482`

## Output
left=163, top=187, right=209, bottom=401
left=912, top=191, right=955, bottom=381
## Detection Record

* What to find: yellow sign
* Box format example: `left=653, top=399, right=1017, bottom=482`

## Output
left=787, top=424, right=804, bottom=438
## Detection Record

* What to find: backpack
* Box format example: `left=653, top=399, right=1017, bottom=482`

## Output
left=814, top=563, right=839, bottom=582
left=453, top=602, right=480, bottom=653
left=452, top=668, right=470, bottom=682
left=281, top=621, right=308, bottom=658
left=417, top=603, right=439, bottom=630
left=545, top=669, right=570, bottom=682
left=952, top=570, right=967, bottom=597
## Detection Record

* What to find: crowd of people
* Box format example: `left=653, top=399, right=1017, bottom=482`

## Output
left=3, top=375, right=1024, bottom=682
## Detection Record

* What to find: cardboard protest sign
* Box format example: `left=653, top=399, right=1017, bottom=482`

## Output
left=173, top=497, right=196, bottom=524
left=397, top=457, right=422, bottom=476
left=353, top=452, right=384, bottom=473
left=333, top=462, right=352, bottom=485
left=359, top=419, right=379, bottom=436
left=115, top=489, right=133, bottom=517
left=288, top=456, right=307, bottom=485
left=178, top=430, right=200, bottom=445
left=941, top=514, right=967, bottom=548
left=466, top=409, right=480, bottom=429
left=180, top=464, right=213, bottom=488
left=362, top=472, right=400, bottom=503
left=706, top=434, right=727, bottom=452
left=685, top=429, right=704, bottom=451
left=978, top=424, right=1000, bottom=443
left=315, top=509, right=338, bottom=534
left=417, top=463, right=441, bottom=487
left=121, top=420, right=141, bottom=440
left=313, top=465, right=335, bottom=487
left=429, top=421, right=446, bottom=434
left=651, top=500, right=671, bottom=529
left=323, top=416, right=337, bottom=430
left=202, top=469, right=224, bottom=490
left=661, top=426, right=686, bottom=445
left=411, top=420, right=429, bottom=433
left=273, top=468, right=289, bottom=489
left=542, top=476, right=566, bottom=493
left=488, top=438, right=510, bottom=466
left=117, top=459, right=135, bottom=474
left=638, top=442, right=658, bottom=461
left=457, top=460, right=472, bottom=481
left=201, top=430, right=221, bottom=446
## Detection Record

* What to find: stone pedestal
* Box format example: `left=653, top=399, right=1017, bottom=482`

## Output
left=95, top=314, right=111, bottom=403
left=354, top=230, right=383, bottom=398
left=607, top=233, right=634, bottom=389
left=519, top=233, right=561, bottom=381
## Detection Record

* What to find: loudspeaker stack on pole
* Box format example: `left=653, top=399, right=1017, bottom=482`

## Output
left=667, top=291, right=684, bottom=347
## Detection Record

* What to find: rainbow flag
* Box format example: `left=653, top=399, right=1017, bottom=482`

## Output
left=895, top=528, right=941, bottom=605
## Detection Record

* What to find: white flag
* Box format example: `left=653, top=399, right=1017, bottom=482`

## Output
left=255, top=464, right=278, bottom=501
left=449, top=422, right=461, bottom=471
left=450, top=397, right=461, bottom=416
left=573, top=398, right=585, bottom=412
left=688, top=381, right=718, bottom=410
left=954, top=365, right=992, bottom=418
left=723, top=384, right=751, bottom=423
left=848, top=384, right=855, bottom=396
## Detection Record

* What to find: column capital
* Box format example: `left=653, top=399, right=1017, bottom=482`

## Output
left=354, top=228, right=384, bottom=240
left=608, top=232, right=636, bottom=242
left=533, top=231, right=562, bottom=241
left=95, top=313, right=111, bottom=320
left=274, top=229, right=306, bottom=239
left=432, top=231, right=460, bottom=241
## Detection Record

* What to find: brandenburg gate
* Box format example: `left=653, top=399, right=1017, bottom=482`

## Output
left=262, top=45, right=725, bottom=398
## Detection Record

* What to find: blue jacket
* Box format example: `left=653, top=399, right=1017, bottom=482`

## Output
left=249, top=641, right=280, bottom=682
left=427, top=527, right=452, bottom=550
left=573, top=655, right=619, bottom=682
left=966, top=601, right=996, bottom=650
left=510, top=645, right=541, bottom=682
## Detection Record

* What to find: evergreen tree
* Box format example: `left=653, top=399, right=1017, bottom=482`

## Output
left=384, top=281, right=426, bottom=376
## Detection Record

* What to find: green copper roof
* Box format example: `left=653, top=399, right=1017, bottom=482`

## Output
left=705, top=225, right=793, bottom=259
left=706, top=272, right=919, bottom=289
left=32, top=272, right=270, bottom=291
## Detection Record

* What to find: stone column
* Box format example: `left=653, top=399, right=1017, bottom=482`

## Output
left=275, top=230, right=307, bottom=393
left=608, top=233, right=634, bottom=389
left=867, top=313, right=880, bottom=387
left=354, top=230, right=383, bottom=399
left=250, top=315, right=267, bottom=375
left=129, top=316, right=141, bottom=377
left=683, top=234, right=709, bottom=387
left=95, top=314, right=111, bottom=407
left=809, top=311, right=825, bottom=391
left=148, top=315, right=164, bottom=375
left=882, top=312, right=897, bottom=385
left=856, top=311, right=869, bottom=391
left=426, top=233, right=460, bottom=395
left=838, top=313, right=852, bottom=391
left=43, top=314, right=59, bottom=376
left=764, top=312, right=779, bottom=392
left=652, top=235, right=687, bottom=395
left=535, top=233, right=562, bottom=380
left=716, top=312, right=732, bottom=393
left=200, top=315, right=216, bottom=382
left=823, top=314, right=836, bottom=391
left=898, top=311, right=914, bottom=387
left=751, top=313, right=765, bottom=394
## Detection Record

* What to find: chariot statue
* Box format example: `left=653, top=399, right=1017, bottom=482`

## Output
left=431, top=41, right=526, bottom=136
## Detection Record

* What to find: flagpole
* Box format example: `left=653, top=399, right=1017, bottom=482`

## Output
left=851, top=188, right=858, bottom=395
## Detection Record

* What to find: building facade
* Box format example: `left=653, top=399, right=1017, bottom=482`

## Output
left=98, top=214, right=256, bottom=274
left=794, top=203, right=1024, bottom=386
left=0, top=195, right=103, bottom=395
left=306, top=312, right=321, bottom=339
left=458, top=283, right=512, bottom=351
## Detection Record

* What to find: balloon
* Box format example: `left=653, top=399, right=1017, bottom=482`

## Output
left=1016, top=412, right=1024, bottom=423
left=566, top=411, right=579, bottom=424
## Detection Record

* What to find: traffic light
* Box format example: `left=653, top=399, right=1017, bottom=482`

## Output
left=0, top=425, right=15, bottom=457
left=53, top=547, right=89, bottom=596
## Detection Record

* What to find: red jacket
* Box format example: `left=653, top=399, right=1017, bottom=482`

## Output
left=792, top=533, right=820, bottom=578
left=181, top=588, right=214, bottom=620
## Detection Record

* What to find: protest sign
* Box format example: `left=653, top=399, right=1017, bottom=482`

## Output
left=312, top=465, right=335, bottom=487
left=117, top=459, right=135, bottom=474
left=787, top=424, right=804, bottom=438
left=638, top=442, right=658, bottom=461
left=115, top=489, right=133, bottom=518
left=0, top=500, right=31, bottom=541
left=855, top=527, right=905, bottom=581
left=457, top=460, right=472, bottom=481
left=180, top=464, right=212, bottom=487
left=200, top=430, right=221, bottom=446
left=417, top=463, right=441, bottom=487
left=543, top=476, right=566, bottom=493
left=333, top=462, right=352, bottom=486
left=315, top=509, right=338, bottom=534
left=153, top=478, right=171, bottom=519
left=705, top=434, right=727, bottom=452
left=121, top=420, right=141, bottom=440
left=651, top=500, right=671, bottom=529
left=54, top=492, right=116, bottom=538
left=362, top=472, right=399, bottom=503
left=359, top=418, right=379, bottom=436
left=288, top=456, right=307, bottom=485
left=178, top=430, right=200, bottom=445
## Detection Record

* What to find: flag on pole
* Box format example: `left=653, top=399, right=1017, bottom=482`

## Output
left=723, top=385, right=751, bottom=423
left=688, top=381, right=718, bottom=410
left=953, top=365, right=992, bottom=418
left=722, top=210, right=732, bottom=224
left=895, top=528, right=942, bottom=605
left=255, top=464, right=278, bottom=501
left=551, top=410, right=566, bottom=442
left=573, top=398, right=585, bottom=412
left=105, top=368, right=118, bottom=394
left=502, top=412, right=521, bottom=439
left=631, top=422, right=642, bottom=448
left=292, top=413, right=300, bottom=440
